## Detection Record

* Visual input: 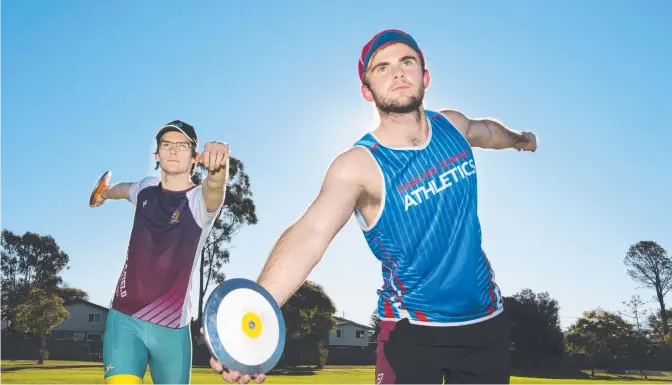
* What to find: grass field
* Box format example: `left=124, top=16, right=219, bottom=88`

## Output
left=2, top=361, right=671, bottom=384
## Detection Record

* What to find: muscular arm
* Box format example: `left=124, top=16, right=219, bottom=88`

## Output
left=101, top=182, right=132, bottom=201
left=256, top=150, right=364, bottom=307
left=441, top=109, right=537, bottom=151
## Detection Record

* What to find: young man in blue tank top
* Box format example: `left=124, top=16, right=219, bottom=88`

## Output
left=213, top=29, right=537, bottom=384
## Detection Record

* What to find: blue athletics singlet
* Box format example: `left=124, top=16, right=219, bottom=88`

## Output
left=353, top=109, right=504, bottom=326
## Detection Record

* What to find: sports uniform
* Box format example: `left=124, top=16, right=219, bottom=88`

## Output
left=353, top=109, right=510, bottom=383
left=103, top=122, right=222, bottom=384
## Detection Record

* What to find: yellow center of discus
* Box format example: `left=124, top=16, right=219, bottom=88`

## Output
left=241, top=312, right=262, bottom=338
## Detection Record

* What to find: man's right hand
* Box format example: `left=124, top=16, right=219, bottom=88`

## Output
left=201, top=327, right=267, bottom=384
left=91, top=188, right=108, bottom=207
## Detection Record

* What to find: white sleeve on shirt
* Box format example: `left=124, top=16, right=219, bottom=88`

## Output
left=187, top=186, right=223, bottom=229
left=128, top=176, right=160, bottom=206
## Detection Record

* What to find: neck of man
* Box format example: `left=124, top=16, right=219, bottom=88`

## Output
left=161, top=171, right=194, bottom=192
left=376, top=107, right=429, bottom=147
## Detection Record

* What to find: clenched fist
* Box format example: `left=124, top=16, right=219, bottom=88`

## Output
left=517, top=132, right=537, bottom=152
left=199, top=141, right=230, bottom=172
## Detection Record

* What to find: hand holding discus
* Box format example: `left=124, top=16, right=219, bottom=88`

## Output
left=202, top=278, right=285, bottom=384
left=89, top=171, right=112, bottom=208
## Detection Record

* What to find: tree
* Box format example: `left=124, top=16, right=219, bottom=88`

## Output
left=281, top=281, right=337, bottom=367
left=504, top=288, right=564, bottom=358
left=1, top=229, right=23, bottom=326
left=565, top=330, right=606, bottom=378
left=565, top=309, right=637, bottom=376
left=10, top=230, right=70, bottom=288
left=54, top=285, right=89, bottom=304
left=647, top=308, right=672, bottom=344
left=619, top=295, right=651, bottom=378
left=369, top=309, right=380, bottom=342
left=1, top=229, right=74, bottom=330
left=623, top=241, right=672, bottom=336
left=189, top=158, right=257, bottom=329
left=620, top=295, right=648, bottom=335
left=14, top=288, right=70, bottom=364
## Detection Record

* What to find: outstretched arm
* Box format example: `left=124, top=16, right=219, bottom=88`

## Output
left=256, top=149, right=364, bottom=307
left=441, top=109, right=537, bottom=151
left=93, top=177, right=159, bottom=207
left=208, top=149, right=366, bottom=384
left=101, top=183, right=132, bottom=202
left=200, top=141, right=230, bottom=214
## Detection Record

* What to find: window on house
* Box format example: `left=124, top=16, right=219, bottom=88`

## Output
left=72, top=331, right=86, bottom=341
left=336, top=328, right=343, bottom=338
left=356, top=330, right=365, bottom=339
left=53, top=331, right=72, bottom=340
left=88, top=313, right=101, bottom=323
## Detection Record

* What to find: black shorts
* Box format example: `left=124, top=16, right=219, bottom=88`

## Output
left=375, top=312, right=511, bottom=384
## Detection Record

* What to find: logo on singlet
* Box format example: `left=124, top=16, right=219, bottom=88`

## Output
left=170, top=209, right=180, bottom=224
left=396, top=151, right=477, bottom=211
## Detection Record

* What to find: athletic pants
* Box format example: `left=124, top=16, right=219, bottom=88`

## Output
left=375, top=312, right=511, bottom=384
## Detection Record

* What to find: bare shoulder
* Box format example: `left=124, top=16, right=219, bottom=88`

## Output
left=318, top=146, right=380, bottom=206
left=438, top=109, right=470, bottom=134
left=326, top=146, right=379, bottom=184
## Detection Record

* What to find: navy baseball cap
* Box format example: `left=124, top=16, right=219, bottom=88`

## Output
left=155, top=120, right=198, bottom=145
left=358, top=29, right=424, bottom=83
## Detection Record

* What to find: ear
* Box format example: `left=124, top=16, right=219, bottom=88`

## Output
left=194, top=151, right=201, bottom=164
left=423, top=69, right=431, bottom=89
left=361, top=84, right=374, bottom=102
left=154, top=152, right=160, bottom=162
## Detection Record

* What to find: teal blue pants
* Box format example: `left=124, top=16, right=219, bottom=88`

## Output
left=103, top=309, right=192, bottom=384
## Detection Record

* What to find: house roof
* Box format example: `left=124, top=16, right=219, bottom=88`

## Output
left=334, top=316, right=374, bottom=331
left=67, top=299, right=109, bottom=312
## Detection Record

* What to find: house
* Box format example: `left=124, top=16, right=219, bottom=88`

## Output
left=323, top=316, right=376, bottom=365
left=1, top=299, right=110, bottom=360
left=328, top=316, right=373, bottom=347
left=282, top=315, right=375, bottom=365
left=51, top=299, right=109, bottom=347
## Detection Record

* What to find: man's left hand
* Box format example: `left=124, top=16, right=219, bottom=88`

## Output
left=201, top=327, right=267, bottom=384
left=199, top=141, right=230, bottom=171
left=517, top=132, right=537, bottom=152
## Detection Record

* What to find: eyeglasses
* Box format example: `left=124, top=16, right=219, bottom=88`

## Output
left=159, top=141, right=192, bottom=151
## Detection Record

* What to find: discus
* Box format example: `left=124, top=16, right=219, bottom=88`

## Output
left=203, top=278, right=286, bottom=377
left=89, top=171, right=111, bottom=207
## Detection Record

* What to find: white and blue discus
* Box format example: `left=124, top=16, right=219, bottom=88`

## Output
left=203, top=278, right=285, bottom=377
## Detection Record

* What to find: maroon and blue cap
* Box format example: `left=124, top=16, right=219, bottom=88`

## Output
left=358, top=29, right=424, bottom=83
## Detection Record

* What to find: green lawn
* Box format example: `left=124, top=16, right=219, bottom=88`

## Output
left=1, top=361, right=670, bottom=384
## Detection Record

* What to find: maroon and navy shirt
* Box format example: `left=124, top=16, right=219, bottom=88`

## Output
left=110, top=176, right=221, bottom=329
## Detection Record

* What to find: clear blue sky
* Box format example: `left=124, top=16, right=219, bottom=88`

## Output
left=3, top=0, right=671, bottom=330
